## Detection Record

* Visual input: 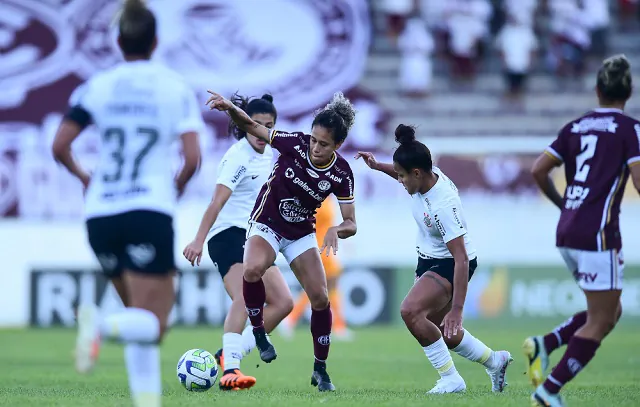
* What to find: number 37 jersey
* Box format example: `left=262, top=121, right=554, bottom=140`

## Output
left=69, top=61, right=205, bottom=219
left=546, top=108, right=640, bottom=251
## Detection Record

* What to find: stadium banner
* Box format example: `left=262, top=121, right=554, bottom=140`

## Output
left=29, top=266, right=395, bottom=328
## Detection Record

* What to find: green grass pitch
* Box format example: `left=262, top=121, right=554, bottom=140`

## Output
left=1, top=321, right=639, bottom=406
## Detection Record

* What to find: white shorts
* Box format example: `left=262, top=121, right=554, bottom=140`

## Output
left=247, top=222, right=318, bottom=264
left=558, top=247, right=624, bottom=291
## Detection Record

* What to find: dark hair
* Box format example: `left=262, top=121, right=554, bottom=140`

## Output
left=229, top=93, right=278, bottom=140
left=392, top=124, right=433, bottom=173
left=597, top=54, right=632, bottom=103
left=311, top=92, right=356, bottom=144
left=118, top=0, right=156, bottom=56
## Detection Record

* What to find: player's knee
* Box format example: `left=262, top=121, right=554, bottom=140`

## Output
left=308, top=288, right=329, bottom=310
left=400, top=300, right=421, bottom=326
left=243, top=261, right=265, bottom=282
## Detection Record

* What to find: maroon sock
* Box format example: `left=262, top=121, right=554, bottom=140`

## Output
left=310, top=304, right=332, bottom=362
left=243, top=277, right=266, bottom=328
left=543, top=311, right=587, bottom=353
left=543, top=336, right=600, bottom=394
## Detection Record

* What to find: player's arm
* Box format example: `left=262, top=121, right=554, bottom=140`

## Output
left=193, top=185, right=233, bottom=243
left=355, top=151, right=398, bottom=180
left=630, top=163, right=640, bottom=194
left=52, top=108, right=92, bottom=189
left=623, top=124, right=640, bottom=194
left=175, top=132, right=202, bottom=197
left=436, top=204, right=469, bottom=338
left=334, top=202, right=357, bottom=239
left=446, top=236, right=470, bottom=315
left=206, top=90, right=270, bottom=143
left=531, top=152, right=564, bottom=209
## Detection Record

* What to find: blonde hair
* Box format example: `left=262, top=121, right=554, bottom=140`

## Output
left=597, top=54, right=632, bottom=102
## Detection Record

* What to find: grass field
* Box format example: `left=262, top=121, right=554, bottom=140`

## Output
left=1, top=321, right=639, bottom=406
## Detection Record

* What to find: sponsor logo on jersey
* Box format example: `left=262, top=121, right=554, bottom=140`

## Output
left=565, top=185, right=590, bottom=210
left=423, top=213, right=432, bottom=228
left=293, top=145, right=307, bottom=159
left=294, top=159, right=303, bottom=169
left=424, top=197, right=432, bottom=211
left=293, top=177, right=323, bottom=201
left=232, top=165, right=247, bottom=183
left=347, top=176, right=353, bottom=196
left=278, top=197, right=310, bottom=223
left=571, top=117, right=618, bottom=133
left=434, top=214, right=446, bottom=236
left=452, top=207, right=463, bottom=229
left=285, top=167, right=295, bottom=179
left=318, top=180, right=331, bottom=191
left=306, top=168, right=319, bottom=178
left=251, top=175, right=259, bottom=180
left=326, top=172, right=342, bottom=183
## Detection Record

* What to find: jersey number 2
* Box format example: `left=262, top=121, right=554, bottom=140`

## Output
left=574, top=134, right=598, bottom=183
left=103, top=127, right=159, bottom=183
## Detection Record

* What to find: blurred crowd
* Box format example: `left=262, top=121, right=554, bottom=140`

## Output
left=381, top=0, right=639, bottom=99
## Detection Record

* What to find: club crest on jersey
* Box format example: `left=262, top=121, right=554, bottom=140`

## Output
left=318, top=180, right=331, bottom=191
left=423, top=213, right=432, bottom=228
left=306, top=168, right=319, bottom=178
left=326, top=172, right=342, bottom=183
left=285, top=168, right=295, bottom=179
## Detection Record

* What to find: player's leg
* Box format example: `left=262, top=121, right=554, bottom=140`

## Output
left=218, top=263, right=257, bottom=390
left=400, top=269, right=465, bottom=394
left=532, top=249, right=623, bottom=407
left=262, top=265, right=294, bottom=333
left=325, top=257, right=352, bottom=341
left=243, top=223, right=279, bottom=363
left=207, top=229, right=257, bottom=389
left=427, top=258, right=512, bottom=392
left=280, top=290, right=310, bottom=339
left=286, top=235, right=335, bottom=392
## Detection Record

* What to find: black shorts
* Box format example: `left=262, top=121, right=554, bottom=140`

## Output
left=208, top=227, right=246, bottom=279
left=415, top=257, right=478, bottom=286
left=86, top=210, right=175, bottom=277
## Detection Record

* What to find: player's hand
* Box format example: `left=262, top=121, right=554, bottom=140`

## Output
left=320, top=226, right=339, bottom=257
left=183, top=240, right=204, bottom=266
left=440, top=307, right=463, bottom=339
left=205, top=90, right=234, bottom=111
left=78, top=171, right=91, bottom=196
left=354, top=151, right=378, bottom=170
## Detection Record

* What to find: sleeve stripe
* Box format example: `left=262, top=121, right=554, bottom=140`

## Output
left=628, top=156, right=640, bottom=167
left=544, top=148, right=563, bottom=162
left=269, top=129, right=279, bottom=143
left=336, top=195, right=354, bottom=201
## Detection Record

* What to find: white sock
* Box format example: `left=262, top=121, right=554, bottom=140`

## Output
left=101, top=308, right=162, bottom=407
left=222, top=333, right=243, bottom=371
left=241, top=325, right=255, bottom=356
left=423, top=337, right=458, bottom=378
left=100, top=308, right=160, bottom=343
left=125, top=343, right=161, bottom=407
left=452, top=330, right=496, bottom=369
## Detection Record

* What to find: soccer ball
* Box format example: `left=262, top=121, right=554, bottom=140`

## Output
left=176, top=348, right=219, bottom=391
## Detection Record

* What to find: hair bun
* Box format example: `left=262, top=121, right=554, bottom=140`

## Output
left=395, top=124, right=416, bottom=145
left=603, top=54, right=630, bottom=75
left=261, top=94, right=274, bottom=103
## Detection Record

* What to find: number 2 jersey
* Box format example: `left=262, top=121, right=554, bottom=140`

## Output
left=250, top=130, right=355, bottom=240
left=546, top=108, right=640, bottom=251
left=66, top=61, right=205, bottom=219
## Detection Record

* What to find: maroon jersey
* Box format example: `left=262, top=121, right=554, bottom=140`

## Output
left=250, top=130, right=355, bottom=240
left=546, top=108, right=640, bottom=251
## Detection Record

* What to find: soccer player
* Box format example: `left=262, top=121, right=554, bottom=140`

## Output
left=355, top=125, right=513, bottom=394
left=525, top=54, right=640, bottom=407
left=206, top=90, right=358, bottom=392
left=51, top=1, right=203, bottom=406
left=280, top=197, right=353, bottom=341
left=183, top=94, right=293, bottom=390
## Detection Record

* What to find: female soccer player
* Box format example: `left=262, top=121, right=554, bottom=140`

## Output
left=52, top=1, right=203, bottom=406
left=525, top=54, right=640, bottom=407
left=183, top=94, right=293, bottom=390
left=206, top=90, right=358, bottom=392
left=355, top=125, right=512, bottom=394
left=280, top=197, right=353, bottom=341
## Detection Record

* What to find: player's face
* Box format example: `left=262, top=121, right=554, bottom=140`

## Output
left=393, top=161, right=420, bottom=194
left=310, top=125, right=339, bottom=166
left=248, top=113, right=276, bottom=152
